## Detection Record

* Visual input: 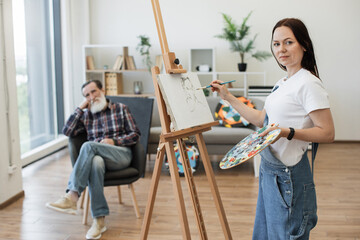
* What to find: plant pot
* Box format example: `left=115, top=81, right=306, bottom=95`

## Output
left=238, top=63, right=247, bottom=72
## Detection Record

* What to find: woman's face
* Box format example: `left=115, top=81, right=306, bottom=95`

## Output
left=272, top=26, right=305, bottom=72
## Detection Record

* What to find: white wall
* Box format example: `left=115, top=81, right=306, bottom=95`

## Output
left=82, top=0, right=360, bottom=140
left=0, top=0, right=23, bottom=205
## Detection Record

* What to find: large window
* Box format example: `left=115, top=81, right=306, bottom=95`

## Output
left=12, top=0, right=64, bottom=160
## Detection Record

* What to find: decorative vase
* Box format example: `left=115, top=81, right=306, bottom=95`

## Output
left=238, top=63, right=247, bottom=72
left=133, top=81, right=143, bottom=94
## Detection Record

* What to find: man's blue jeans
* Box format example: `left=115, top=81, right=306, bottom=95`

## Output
left=67, top=141, right=132, bottom=218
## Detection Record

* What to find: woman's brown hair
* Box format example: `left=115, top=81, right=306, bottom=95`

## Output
left=271, top=18, right=319, bottom=78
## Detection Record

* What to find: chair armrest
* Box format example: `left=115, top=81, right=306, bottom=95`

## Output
left=68, top=132, right=88, bottom=167
left=131, top=142, right=146, bottom=177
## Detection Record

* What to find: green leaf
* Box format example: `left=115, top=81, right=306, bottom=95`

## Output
left=136, top=35, right=153, bottom=72
left=252, top=51, right=273, bottom=62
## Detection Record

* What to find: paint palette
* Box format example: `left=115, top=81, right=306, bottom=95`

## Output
left=219, top=124, right=281, bottom=169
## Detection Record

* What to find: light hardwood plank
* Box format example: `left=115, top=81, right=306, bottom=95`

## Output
left=0, top=143, right=359, bottom=239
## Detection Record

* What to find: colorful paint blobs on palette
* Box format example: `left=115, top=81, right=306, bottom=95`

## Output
left=219, top=124, right=281, bottom=169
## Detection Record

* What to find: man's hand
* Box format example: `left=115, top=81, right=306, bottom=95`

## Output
left=100, top=138, right=115, bottom=145
left=79, top=99, right=90, bottom=110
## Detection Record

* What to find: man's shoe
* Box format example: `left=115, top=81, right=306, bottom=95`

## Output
left=46, top=194, right=77, bottom=215
left=86, top=217, right=107, bottom=240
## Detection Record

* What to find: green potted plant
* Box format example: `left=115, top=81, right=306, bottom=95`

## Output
left=136, top=35, right=152, bottom=72
left=215, top=11, right=272, bottom=72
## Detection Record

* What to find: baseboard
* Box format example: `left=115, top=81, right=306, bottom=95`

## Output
left=0, top=191, right=25, bottom=209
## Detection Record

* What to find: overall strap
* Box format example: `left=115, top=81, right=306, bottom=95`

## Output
left=311, top=142, right=319, bottom=176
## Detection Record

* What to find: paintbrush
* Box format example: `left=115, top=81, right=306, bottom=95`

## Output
left=196, top=80, right=236, bottom=90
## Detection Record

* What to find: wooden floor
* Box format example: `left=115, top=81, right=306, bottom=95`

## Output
left=0, top=142, right=359, bottom=240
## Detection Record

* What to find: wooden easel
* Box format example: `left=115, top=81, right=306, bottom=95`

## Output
left=140, top=0, right=233, bottom=239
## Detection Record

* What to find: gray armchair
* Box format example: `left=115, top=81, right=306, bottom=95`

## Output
left=68, top=96, right=153, bottom=224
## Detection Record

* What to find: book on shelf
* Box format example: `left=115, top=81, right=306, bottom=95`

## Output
left=105, top=72, right=123, bottom=95
left=86, top=56, right=95, bottom=70
left=248, top=85, right=273, bottom=90
left=247, top=92, right=270, bottom=97
left=248, top=86, right=273, bottom=95
left=248, top=86, right=274, bottom=99
left=122, top=47, right=129, bottom=70
left=125, top=56, right=136, bottom=70
left=112, top=55, right=124, bottom=70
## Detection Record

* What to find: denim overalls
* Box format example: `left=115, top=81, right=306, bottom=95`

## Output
left=252, top=115, right=319, bottom=240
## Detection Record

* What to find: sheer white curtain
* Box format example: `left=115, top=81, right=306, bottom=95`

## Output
left=61, top=0, right=90, bottom=117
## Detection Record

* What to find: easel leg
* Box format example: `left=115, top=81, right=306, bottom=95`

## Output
left=164, top=141, right=192, bottom=239
left=177, top=139, right=207, bottom=239
left=140, top=141, right=192, bottom=240
left=140, top=143, right=166, bottom=239
left=195, top=133, right=233, bottom=240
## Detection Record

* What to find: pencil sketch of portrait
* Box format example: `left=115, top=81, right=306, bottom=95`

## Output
left=181, top=76, right=201, bottom=112
left=157, top=72, right=214, bottom=130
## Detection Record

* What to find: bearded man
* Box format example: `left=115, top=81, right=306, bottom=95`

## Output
left=46, top=79, right=140, bottom=239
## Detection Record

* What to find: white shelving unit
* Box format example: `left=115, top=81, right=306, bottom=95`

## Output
left=189, top=48, right=267, bottom=97
left=189, top=48, right=216, bottom=72
left=214, top=72, right=266, bottom=97
left=82, top=44, right=153, bottom=97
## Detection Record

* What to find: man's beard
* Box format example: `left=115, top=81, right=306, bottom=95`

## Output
left=90, top=93, right=107, bottom=114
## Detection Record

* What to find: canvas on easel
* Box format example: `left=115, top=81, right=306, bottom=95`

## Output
left=157, top=72, right=214, bottom=130
left=140, top=0, right=233, bottom=239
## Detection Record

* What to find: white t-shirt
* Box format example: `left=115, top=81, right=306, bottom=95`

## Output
left=264, top=68, right=330, bottom=166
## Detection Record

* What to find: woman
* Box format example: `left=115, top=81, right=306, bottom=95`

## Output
left=211, top=18, right=335, bottom=240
